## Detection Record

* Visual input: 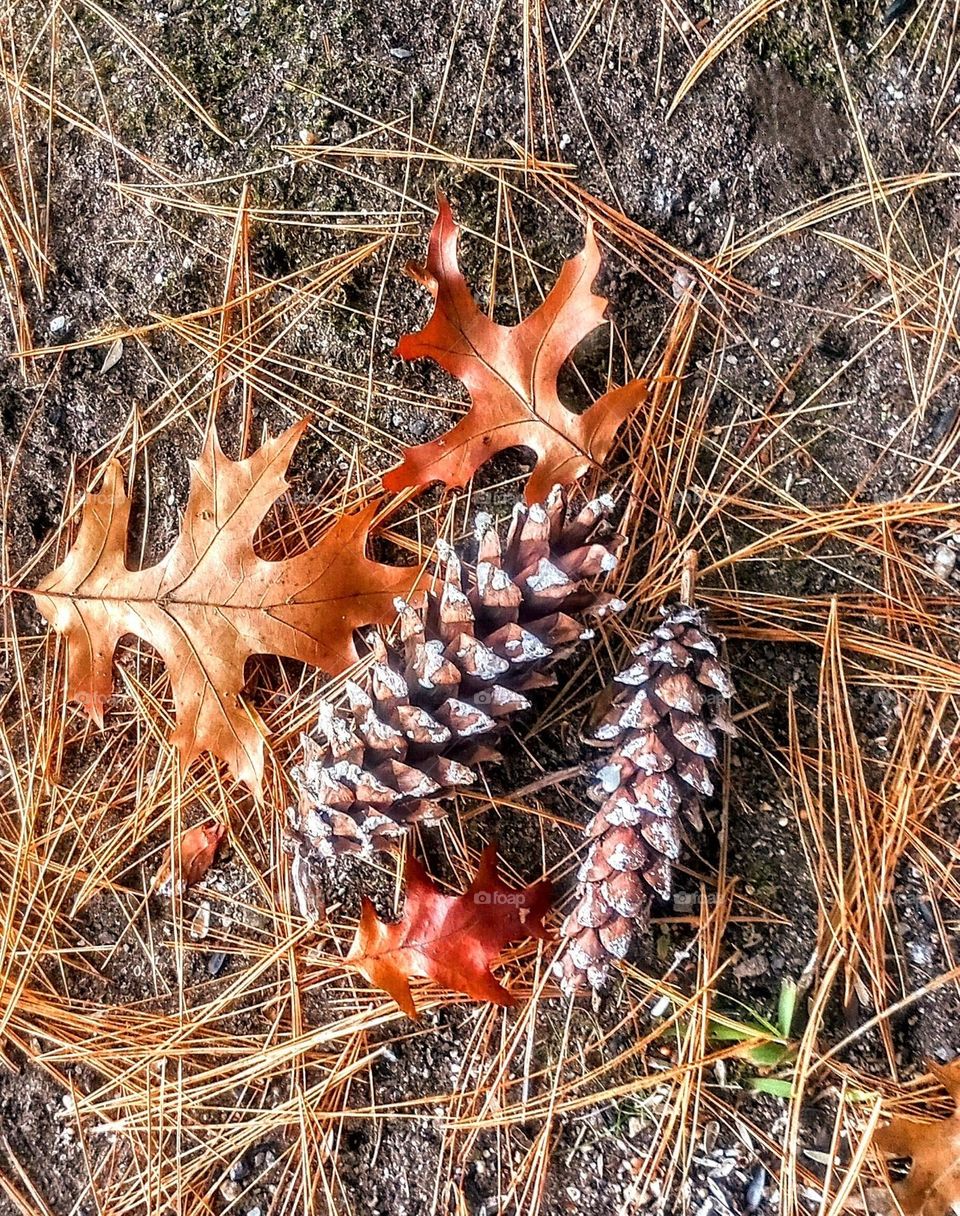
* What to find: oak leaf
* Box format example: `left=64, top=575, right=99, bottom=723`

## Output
left=872, top=1060, right=960, bottom=1215
left=384, top=194, right=648, bottom=503
left=32, top=420, right=418, bottom=796
left=346, top=844, right=552, bottom=1017
left=154, top=821, right=227, bottom=896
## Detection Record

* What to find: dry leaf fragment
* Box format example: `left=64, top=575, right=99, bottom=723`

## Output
left=872, top=1060, right=960, bottom=1215
left=346, top=844, right=552, bottom=1017
left=31, top=419, right=420, bottom=795
left=384, top=194, right=649, bottom=503
left=154, top=822, right=226, bottom=896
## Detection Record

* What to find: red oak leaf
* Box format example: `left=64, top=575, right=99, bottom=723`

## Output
left=346, top=844, right=553, bottom=1017
left=383, top=194, right=648, bottom=503
left=31, top=419, right=419, bottom=796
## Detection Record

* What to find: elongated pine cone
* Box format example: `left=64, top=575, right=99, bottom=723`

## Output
left=555, top=604, right=735, bottom=994
left=285, top=488, right=624, bottom=900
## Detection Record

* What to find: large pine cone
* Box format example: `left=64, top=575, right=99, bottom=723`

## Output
left=555, top=605, right=734, bottom=993
left=285, top=488, right=624, bottom=897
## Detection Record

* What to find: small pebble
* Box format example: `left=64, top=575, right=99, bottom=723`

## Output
left=931, top=543, right=956, bottom=579
left=190, top=900, right=211, bottom=940
left=207, top=951, right=228, bottom=977
left=885, top=0, right=916, bottom=26
left=907, top=939, right=931, bottom=966
left=746, top=1164, right=766, bottom=1210
left=229, top=1158, right=250, bottom=1183
left=219, top=1180, right=242, bottom=1202
left=389, top=46, right=413, bottom=59
left=49, top=315, right=68, bottom=335
left=672, top=266, right=697, bottom=300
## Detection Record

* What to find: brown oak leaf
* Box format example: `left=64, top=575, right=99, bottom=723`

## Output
left=32, top=419, right=419, bottom=796
left=346, top=844, right=552, bottom=1017
left=153, top=821, right=227, bottom=896
left=872, top=1060, right=960, bottom=1215
left=383, top=194, right=648, bottom=503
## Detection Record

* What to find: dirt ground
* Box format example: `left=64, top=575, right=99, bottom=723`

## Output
left=1, top=0, right=959, bottom=1213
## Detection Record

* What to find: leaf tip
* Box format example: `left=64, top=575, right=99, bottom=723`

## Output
left=381, top=453, right=421, bottom=495
left=346, top=897, right=380, bottom=965
left=474, top=841, right=500, bottom=887
left=434, top=188, right=454, bottom=225
left=77, top=688, right=109, bottom=730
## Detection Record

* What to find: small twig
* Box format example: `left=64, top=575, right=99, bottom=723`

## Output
left=508, top=766, right=582, bottom=801
left=680, top=548, right=698, bottom=607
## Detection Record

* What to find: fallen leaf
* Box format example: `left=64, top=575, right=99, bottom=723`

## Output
left=346, top=844, right=552, bottom=1017
left=872, top=1060, right=960, bottom=1215
left=31, top=419, right=419, bottom=795
left=384, top=194, right=648, bottom=503
left=154, top=821, right=226, bottom=896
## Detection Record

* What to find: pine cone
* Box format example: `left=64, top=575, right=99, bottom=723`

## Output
left=555, top=604, right=735, bottom=994
left=285, top=488, right=624, bottom=891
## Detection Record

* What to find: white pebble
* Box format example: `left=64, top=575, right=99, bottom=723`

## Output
left=932, top=544, right=956, bottom=579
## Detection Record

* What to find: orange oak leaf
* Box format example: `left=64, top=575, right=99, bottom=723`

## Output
left=383, top=194, right=648, bottom=503
left=872, top=1060, right=960, bottom=1215
left=153, top=821, right=227, bottom=896
left=346, top=844, right=553, bottom=1018
left=31, top=419, right=419, bottom=796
